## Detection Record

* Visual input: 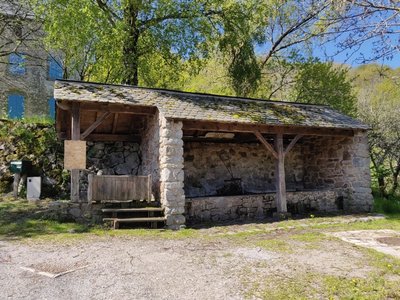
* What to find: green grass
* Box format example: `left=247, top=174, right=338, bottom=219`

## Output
left=0, top=197, right=88, bottom=239
left=256, top=238, right=292, bottom=253
left=250, top=271, right=400, bottom=299
left=374, top=194, right=400, bottom=215
left=0, top=197, right=204, bottom=240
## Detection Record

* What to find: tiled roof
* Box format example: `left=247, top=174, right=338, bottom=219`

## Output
left=54, top=80, right=369, bottom=130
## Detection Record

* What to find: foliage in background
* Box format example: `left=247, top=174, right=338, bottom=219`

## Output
left=0, top=119, right=68, bottom=197
left=292, top=59, right=356, bottom=115
left=353, top=65, right=400, bottom=197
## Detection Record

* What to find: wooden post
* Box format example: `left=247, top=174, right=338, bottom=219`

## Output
left=71, top=102, right=80, bottom=202
left=275, top=133, right=287, bottom=213
left=13, top=173, right=21, bottom=199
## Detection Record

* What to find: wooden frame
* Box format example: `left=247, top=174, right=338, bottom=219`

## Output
left=87, top=174, right=152, bottom=203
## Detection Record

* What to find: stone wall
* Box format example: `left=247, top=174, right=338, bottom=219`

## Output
left=183, top=142, right=303, bottom=197
left=78, top=141, right=142, bottom=199
left=140, top=112, right=161, bottom=200
left=302, top=131, right=373, bottom=212
left=186, top=190, right=339, bottom=223
left=159, top=114, right=185, bottom=229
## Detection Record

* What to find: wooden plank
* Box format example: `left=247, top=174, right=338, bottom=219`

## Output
left=87, top=174, right=93, bottom=203
left=147, top=174, right=152, bottom=202
left=181, top=120, right=355, bottom=137
left=284, top=134, right=303, bottom=156
left=254, top=131, right=278, bottom=159
left=112, top=113, right=119, bottom=133
left=103, top=217, right=166, bottom=222
left=81, top=112, right=111, bottom=139
left=70, top=102, right=80, bottom=202
left=102, top=207, right=163, bottom=213
left=64, top=140, right=86, bottom=170
left=275, top=133, right=287, bottom=213
left=84, top=134, right=140, bottom=142
left=76, top=102, right=156, bottom=115
left=89, top=175, right=153, bottom=202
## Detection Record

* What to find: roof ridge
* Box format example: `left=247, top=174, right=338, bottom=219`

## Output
left=55, top=79, right=330, bottom=108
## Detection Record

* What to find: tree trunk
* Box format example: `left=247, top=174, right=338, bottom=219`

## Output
left=390, top=161, right=400, bottom=196
left=371, top=154, right=387, bottom=197
left=122, top=1, right=140, bottom=86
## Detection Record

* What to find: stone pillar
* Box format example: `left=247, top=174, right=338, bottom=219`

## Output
left=159, top=115, right=185, bottom=229
left=342, top=131, right=373, bottom=212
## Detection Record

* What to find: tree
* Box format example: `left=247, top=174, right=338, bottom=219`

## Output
left=31, top=0, right=227, bottom=85
left=354, top=64, right=400, bottom=196
left=321, top=0, right=400, bottom=64
left=219, top=0, right=336, bottom=97
left=0, top=0, right=43, bottom=58
left=291, top=60, right=356, bottom=115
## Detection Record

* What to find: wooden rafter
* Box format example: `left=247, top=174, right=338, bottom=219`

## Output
left=81, top=112, right=111, bottom=140
left=182, top=120, right=355, bottom=137
left=254, top=131, right=278, bottom=159
left=85, top=134, right=140, bottom=142
left=284, top=134, right=303, bottom=156
left=56, top=100, right=156, bottom=115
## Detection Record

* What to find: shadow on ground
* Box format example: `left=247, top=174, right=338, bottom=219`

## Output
left=0, top=198, right=88, bottom=239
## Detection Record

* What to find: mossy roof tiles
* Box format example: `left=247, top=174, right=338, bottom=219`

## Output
left=54, top=80, right=369, bottom=130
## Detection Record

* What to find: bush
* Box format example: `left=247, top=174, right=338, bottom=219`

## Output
left=0, top=119, right=68, bottom=197
left=374, top=194, right=400, bottom=215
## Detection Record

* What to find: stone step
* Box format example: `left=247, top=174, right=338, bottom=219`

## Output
left=102, top=207, right=163, bottom=213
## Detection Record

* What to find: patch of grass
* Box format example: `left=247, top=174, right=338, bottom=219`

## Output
left=0, top=219, right=87, bottom=238
left=323, top=275, right=400, bottom=299
left=291, top=232, right=328, bottom=243
left=255, top=239, right=292, bottom=253
left=363, top=247, right=400, bottom=276
left=250, top=272, right=400, bottom=300
left=0, top=198, right=88, bottom=239
left=88, top=227, right=200, bottom=240
left=374, top=194, right=400, bottom=215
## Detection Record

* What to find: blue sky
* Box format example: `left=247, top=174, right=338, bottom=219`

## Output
left=313, top=41, right=400, bottom=69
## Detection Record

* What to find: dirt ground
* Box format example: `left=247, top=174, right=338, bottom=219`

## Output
left=1, top=218, right=400, bottom=300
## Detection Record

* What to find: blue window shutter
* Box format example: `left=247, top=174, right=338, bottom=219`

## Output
left=48, top=98, right=56, bottom=119
left=48, top=57, right=63, bottom=80
left=8, top=94, right=24, bottom=119
left=9, top=53, right=25, bottom=75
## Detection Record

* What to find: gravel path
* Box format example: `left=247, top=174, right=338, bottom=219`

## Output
left=1, top=237, right=246, bottom=300
left=1, top=224, right=397, bottom=300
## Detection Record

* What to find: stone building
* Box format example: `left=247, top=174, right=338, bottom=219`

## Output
left=54, top=80, right=373, bottom=229
left=0, top=0, right=63, bottom=119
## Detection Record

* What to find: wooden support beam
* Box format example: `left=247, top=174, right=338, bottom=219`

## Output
left=81, top=112, right=111, bottom=140
left=181, top=120, right=355, bottom=137
left=112, top=113, right=119, bottom=134
left=84, top=134, right=140, bottom=142
left=284, top=134, right=303, bottom=156
left=77, top=102, right=156, bottom=115
left=275, top=133, right=287, bottom=213
left=71, top=102, right=81, bottom=202
left=254, top=131, right=278, bottom=159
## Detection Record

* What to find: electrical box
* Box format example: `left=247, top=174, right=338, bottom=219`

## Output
left=9, top=160, right=32, bottom=174
left=27, top=177, right=41, bottom=201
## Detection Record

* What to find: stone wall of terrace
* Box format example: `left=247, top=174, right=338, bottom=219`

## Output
left=183, top=142, right=303, bottom=198
left=185, top=190, right=339, bottom=223
left=302, top=132, right=373, bottom=212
